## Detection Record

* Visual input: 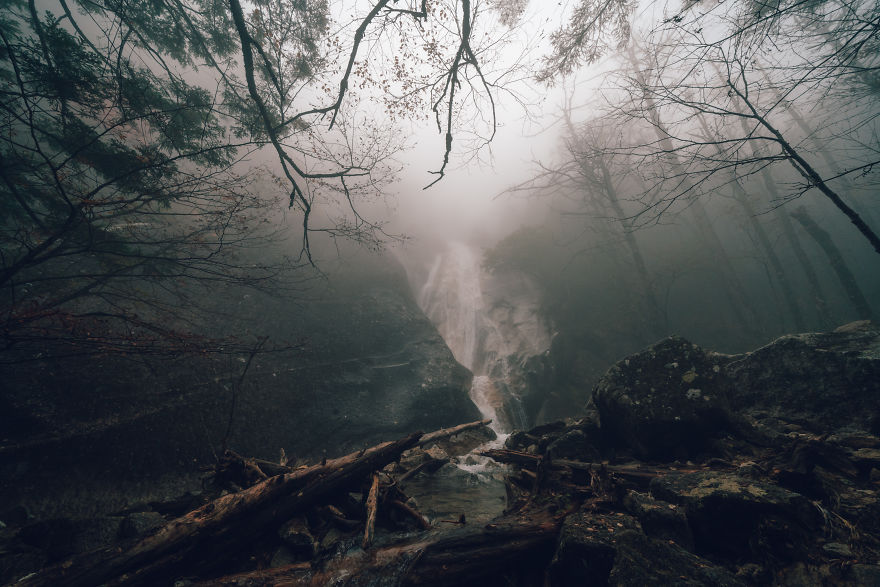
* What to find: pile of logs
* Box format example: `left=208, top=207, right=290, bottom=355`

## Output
left=17, top=420, right=516, bottom=586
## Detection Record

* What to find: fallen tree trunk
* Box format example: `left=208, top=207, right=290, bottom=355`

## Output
left=363, top=473, right=380, bottom=549
left=194, top=507, right=564, bottom=586
left=481, top=450, right=701, bottom=483
left=21, top=432, right=422, bottom=587
left=395, top=456, right=450, bottom=485
left=418, top=419, right=492, bottom=447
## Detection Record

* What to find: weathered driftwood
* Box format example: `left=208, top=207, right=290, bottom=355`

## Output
left=390, top=499, right=431, bottom=530
left=194, top=507, right=564, bottom=586
left=418, top=419, right=492, bottom=447
left=363, top=473, right=381, bottom=549
left=21, top=432, right=422, bottom=587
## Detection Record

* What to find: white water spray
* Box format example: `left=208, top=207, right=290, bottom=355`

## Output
left=418, top=241, right=550, bottom=436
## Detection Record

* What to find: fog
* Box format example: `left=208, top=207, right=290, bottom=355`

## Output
left=3, top=0, right=880, bottom=576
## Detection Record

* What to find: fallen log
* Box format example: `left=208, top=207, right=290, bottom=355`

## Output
left=418, top=419, right=492, bottom=447
left=193, top=507, right=564, bottom=586
left=21, top=431, right=422, bottom=587
left=395, top=456, right=450, bottom=485
left=389, top=499, right=431, bottom=530
left=481, top=450, right=701, bottom=483
left=479, top=448, right=539, bottom=467
left=363, top=473, right=381, bottom=549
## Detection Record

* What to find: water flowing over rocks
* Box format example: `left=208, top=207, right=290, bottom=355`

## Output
left=417, top=242, right=552, bottom=432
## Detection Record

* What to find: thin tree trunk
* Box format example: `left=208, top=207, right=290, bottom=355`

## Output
left=758, top=175, right=836, bottom=330
left=626, top=47, right=763, bottom=339
left=790, top=207, right=875, bottom=321
left=728, top=82, right=880, bottom=257
left=595, top=158, right=667, bottom=337
left=695, top=114, right=807, bottom=332
left=716, top=64, right=836, bottom=329
left=756, top=58, right=877, bottom=225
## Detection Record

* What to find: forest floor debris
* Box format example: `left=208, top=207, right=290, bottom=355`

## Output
left=3, top=323, right=880, bottom=585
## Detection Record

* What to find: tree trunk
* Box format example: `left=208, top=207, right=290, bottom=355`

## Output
left=596, top=158, right=667, bottom=338
left=418, top=419, right=492, bottom=446
left=790, top=207, right=876, bottom=321
left=626, top=46, right=764, bottom=341
left=695, top=113, right=807, bottom=333
left=728, top=83, right=880, bottom=257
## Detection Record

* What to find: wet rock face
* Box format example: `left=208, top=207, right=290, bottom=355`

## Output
left=592, top=336, right=735, bottom=460
left=650, top=471, right=820, bottom=563
left=725, top=321, right=880, bottom=435
left=592, top=322, right=880, bottom=458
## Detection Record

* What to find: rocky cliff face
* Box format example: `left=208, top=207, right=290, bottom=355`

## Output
left=0, top=252, right=479, bottom=518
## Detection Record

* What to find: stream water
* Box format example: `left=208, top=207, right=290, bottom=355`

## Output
left=404, top=242, right=550, bottom=523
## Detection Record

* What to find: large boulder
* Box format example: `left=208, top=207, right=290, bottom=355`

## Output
left=592, top=336, right=736, bottom=460
left=591, top=322, right=880, bottom=459
left=650, top=471, right=821, bottom=563
left=725, top=320, right=880, bottom=435
left=0, top=252, right=480, bottom=518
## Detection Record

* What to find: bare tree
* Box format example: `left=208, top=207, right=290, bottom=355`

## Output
left=1, top=0, right=530, bottom=358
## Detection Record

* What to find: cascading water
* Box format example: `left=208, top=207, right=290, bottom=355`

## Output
left=419, top=241, right=550, bottom=437
left=402, top=241, right=551, bottom=522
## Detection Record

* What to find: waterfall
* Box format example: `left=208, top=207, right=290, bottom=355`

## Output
left=418, top=242, right=550, bottom=435
left=419, top=243, right=483, bottom=372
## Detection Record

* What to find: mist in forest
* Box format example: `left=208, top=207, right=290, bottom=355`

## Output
left=2, top=0, right=879, bottom=533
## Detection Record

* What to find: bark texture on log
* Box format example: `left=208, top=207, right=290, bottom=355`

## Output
left=363, top=473, right=380, bottom=549
left=21, top=432, right=422, bottom=587
left=418, top=419, right=492, bottom=446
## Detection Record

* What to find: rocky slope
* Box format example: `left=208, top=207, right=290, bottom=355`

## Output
left=502, top=320, right=880, bottom=585
left=2, top=321, right=878, bottom=585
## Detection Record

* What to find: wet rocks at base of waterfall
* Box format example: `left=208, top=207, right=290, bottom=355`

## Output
left=4, top=324, right=880, bottom=586
left=498, top=321, right=880, bottom=586
left=591, top=335, right=737, bottom=461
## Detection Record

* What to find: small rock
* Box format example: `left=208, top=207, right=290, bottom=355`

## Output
left=546, top=429, right=600, bottom=462
left=278, top=517, right=315, bottom=559
left=270, top=545, right=300, bottom=568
